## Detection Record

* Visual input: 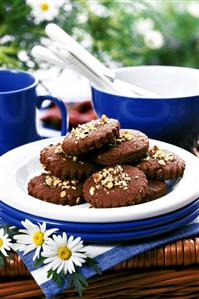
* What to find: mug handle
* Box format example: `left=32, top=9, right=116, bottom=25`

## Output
left=36, top=95, right=68, bottom=136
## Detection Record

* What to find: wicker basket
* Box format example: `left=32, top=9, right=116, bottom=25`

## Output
left=1, top=238, right=199, bottom=298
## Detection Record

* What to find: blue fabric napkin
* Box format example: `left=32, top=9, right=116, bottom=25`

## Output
left=1, top=216, right=199, bottom=299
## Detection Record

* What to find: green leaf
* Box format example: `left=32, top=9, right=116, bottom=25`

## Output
left=54, top=272, right=64, bottom=288
left=72, top=272, right=85, bottom=297
left=34, top=256, right=45, bottom=268
left=0, top=254, right=5, bottom=268
left=67, top=274, right=73, bottom=289
left=67, top=271, right=87, bottom=297
left=47, top=268, right=53, bottom=279
left=75, top=272, right=88, bottom=287
left=85, top=257, right=102, bottom=275
left=47, top=269, right=65, bottom=288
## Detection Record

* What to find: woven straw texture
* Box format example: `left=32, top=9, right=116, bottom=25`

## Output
left=1, top=237, right=199, bottom=298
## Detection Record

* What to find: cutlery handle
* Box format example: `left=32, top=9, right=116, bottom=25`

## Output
left=49, top=43, right=118, bottom=93
left=31, top=45, right=65, bottom=66
left=45, top=23, right=115, bottom=81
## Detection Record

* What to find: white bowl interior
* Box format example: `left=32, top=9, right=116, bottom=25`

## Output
left=114, top=66, right=199, bottom=98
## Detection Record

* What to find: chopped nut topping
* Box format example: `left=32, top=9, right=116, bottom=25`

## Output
left=54, top=144, right=63, bottom=154
left=158, top=159, right=166, bottom=166
left=147, top=145, right=175, bottom=164
left=165, top=153, right=174, bottom=161
left=76, top=197, right=81, bottom=204
left=70, top=115, right=112, bottom=140
left=61, top=152, right=84, bottom=165
left=89, top=186, right=95, bottom=196
left=106, top=181, right=113, bottom=189
left=143, top=156, right=150, bottom=161
left=53, top=178, right=61, bottom=187
left=116, top=130, right=133, bottom=143
left=44, top=174, right=79, bottom=191
left=45, top=176, right=53, bottom=186
left=93, top=173, right=103, bottom=183
left=101, top=114, right=108, bottom=123
left=60, top=190, right=66, bottom=198
left=92, top=165, right=131, bottom=191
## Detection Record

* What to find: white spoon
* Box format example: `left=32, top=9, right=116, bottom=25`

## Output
left=31, top=45, right=65, bottom=66
left=46, top=23, right=115, bottom=82
left=49, top=42, right=121, bottom=93
left=45, top=23, right=159, bottom=98
left=32, top=43, right=113, bottom=93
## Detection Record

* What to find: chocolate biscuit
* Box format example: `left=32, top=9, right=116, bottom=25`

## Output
left=62, top=114, right=120, bottom=155
left=91, top=129, right=149, bottom=165
left=28, top=174, right=84, bottom=206
left=83, top=165, right=148, bottom=208
left=136, top=145, right=185, bottom=180
left=40, top=143, right=99, bottom=180
left=143, top=180, right=167, bottom=202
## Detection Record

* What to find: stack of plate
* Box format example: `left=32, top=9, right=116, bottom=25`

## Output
left=0, top=137, right=199, bottom=243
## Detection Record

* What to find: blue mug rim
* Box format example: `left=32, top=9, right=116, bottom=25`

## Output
left=0, top=68, right=38, bottom=95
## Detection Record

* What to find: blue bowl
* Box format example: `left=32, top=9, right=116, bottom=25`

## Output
left=91, top=66, right=199, bottom=148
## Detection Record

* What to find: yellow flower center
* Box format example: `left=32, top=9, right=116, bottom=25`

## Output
left=58, top=246, right=71, bottom=260
left=40, top=2, right=49, bottom=12
left=32, top=231, right=44, bottom=246
left=0, top=238, right=3, bottom=248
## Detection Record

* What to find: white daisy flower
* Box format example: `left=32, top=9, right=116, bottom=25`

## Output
left=187, top=2, right=199, bottom=18
left=0, top=228, right=12, bottom=257
left=144, top=30, right=164, bottom=49
left=42, top=232, right=87, bottom=275
left=13, top=219, right=58, bottom=261
left=26, top=0, right=64, bottom=24
left=135, top=18, right=154, bottom=35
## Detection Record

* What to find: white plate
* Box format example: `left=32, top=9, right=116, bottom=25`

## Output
left=0, top=137, right=199, bottom=223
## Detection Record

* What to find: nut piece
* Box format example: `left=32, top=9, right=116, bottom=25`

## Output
left=106, top=181, right=113, bottom=189
left=89, top=186, right=95, bottom=196
left=158, top=159, right=166, bottom=166
left=93, top=173, right=103, bottom=183
left=45, top=176, right=53, bottom=186
left=76, top=197, right=81, bottom=204
left=72, top=156, right=77, bottom=162
left=60, top=190, right=66, bottom=198
left=101, top=114, right=108, bottom=123
left=92, top=165, right=131, bottom=192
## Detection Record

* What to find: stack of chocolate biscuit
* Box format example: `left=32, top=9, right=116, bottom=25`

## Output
left=28, top=115, right=185, bottom=208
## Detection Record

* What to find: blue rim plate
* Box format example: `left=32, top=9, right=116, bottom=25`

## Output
left=2, top=208, right=199, bottom=243
left=0, top=198, right=199, bottom=233
left=0, top=137, right=199, bottom=223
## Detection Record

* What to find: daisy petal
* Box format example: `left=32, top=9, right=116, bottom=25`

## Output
left=22, top=243, right=36, bottom=255
left=57, top=260, right=65, bottom=274
left=13, top=234, right=32, bottom=243
left=0, top=247, right=8, bottom=256
left=52, top=259, right=62, bottom=271
left=72, top=256, right=82, bottom=267
left=44, top=228, right=59, bottom=238
left=33, top=246, right=41, bottom=261
left=68, top=237, right=81, bottom=250
left=68, top=259, right=75, bottom=274
left=43, top=256, right=57, bottom=264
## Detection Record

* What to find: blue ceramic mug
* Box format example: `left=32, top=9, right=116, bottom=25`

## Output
left=0, top=69, right=67, bottom=155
